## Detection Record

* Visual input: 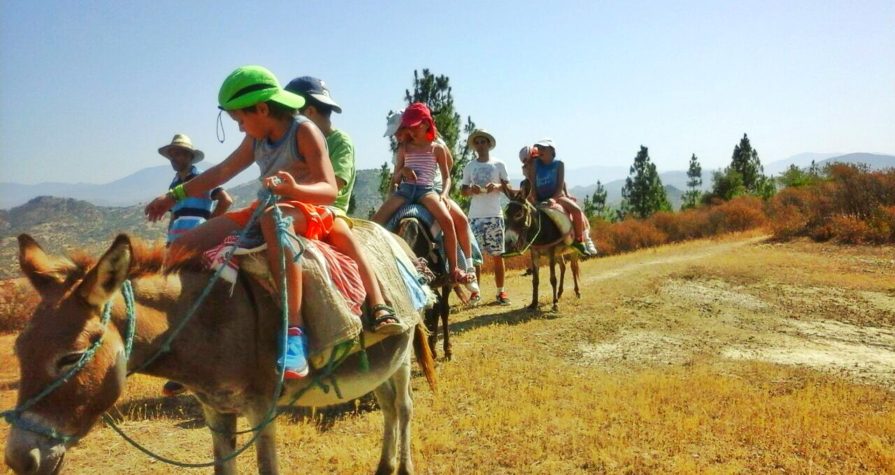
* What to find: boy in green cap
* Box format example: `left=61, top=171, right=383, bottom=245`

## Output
left=145, top=65, right=398, bottom=380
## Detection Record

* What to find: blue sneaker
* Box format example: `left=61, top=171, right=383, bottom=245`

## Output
left=279, top=327, right=309, bottom=380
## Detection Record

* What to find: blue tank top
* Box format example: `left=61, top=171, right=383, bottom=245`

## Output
left=534, top=160, right=560, bottom=201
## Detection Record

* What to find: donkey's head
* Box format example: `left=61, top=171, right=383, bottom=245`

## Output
left=5, top=234, right=133, bottom=474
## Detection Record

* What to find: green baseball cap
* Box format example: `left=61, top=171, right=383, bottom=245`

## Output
left=217, top=65, right=305, bottom=111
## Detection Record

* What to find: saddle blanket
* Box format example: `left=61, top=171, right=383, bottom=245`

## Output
left=203, top=235, right=366, bottom=316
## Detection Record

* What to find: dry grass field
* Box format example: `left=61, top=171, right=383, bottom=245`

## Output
left=2, top=231, right=894, bottom=474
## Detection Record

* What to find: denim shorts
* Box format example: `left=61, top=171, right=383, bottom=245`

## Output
left=395, top=182, right=436, bottom=204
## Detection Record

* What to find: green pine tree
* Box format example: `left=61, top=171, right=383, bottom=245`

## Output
left=403, top=69, right=475, bottom=204
left=682, top=153, right=703, bottom=209
left=621, top=146, right=671, bottom=219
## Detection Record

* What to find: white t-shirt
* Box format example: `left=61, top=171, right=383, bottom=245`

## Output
left=462, top=157, right=509, bottom=218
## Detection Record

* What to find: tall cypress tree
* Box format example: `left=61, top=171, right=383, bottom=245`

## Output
left=621, top=146, right=671, bottom=219
left=682, top=153, right=703, bottom=209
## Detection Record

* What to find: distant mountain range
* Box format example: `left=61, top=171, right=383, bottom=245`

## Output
left=1, top=152, right=893, bottom=277
left=4, top=153, right=892, bottom=210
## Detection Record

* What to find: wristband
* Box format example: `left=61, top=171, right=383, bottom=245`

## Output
left=169, top=184, right=187, bottom=202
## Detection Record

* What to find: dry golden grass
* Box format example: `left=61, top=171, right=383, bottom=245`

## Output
left=2, top=232, right=894, bottom=474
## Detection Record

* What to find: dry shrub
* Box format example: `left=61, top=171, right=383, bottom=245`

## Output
left=589, top=218, right=616, bottom=255
left=607, top=219, right=667, bottom=253
left=648, top=210, right=711, bottom=242
left=0, top=279, right=37, bottom=334
left=828, top=215, right=873, bottom=244
left=707, top=196, right=767, bottom=234
left=768, top=166, right=895, bottom=243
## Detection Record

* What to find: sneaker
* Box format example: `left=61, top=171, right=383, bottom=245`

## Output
left=496, top=291, right=511, bottom=306
left=463, top=271, right=480, bottom=294
left=468, top=291, right=481, bottom=305
left=570, top=241, right=588, bottom=256
left=162, top=381, right=187, bottom=397
left=279, top=327, right=309, bottom=380
left=584, top=238, right=598, bottom=256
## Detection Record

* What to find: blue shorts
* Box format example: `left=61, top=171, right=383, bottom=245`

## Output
left=395, top=182, right=436, bottom=204
left=470, top=217, right=506, bottom=256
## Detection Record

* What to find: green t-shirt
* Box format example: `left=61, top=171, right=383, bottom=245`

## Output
left=326, top=129, right=356, bottom=214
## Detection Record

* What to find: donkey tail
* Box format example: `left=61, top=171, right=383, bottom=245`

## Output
left=413, top=323, right=437, bottom=392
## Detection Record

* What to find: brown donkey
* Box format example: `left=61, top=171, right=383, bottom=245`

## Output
left=503, top=190, right=582, bottom=311
left=5, top=227, right=435, bottom=475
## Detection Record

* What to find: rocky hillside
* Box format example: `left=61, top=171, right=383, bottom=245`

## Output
left=0, top=197, right=167, bottom=278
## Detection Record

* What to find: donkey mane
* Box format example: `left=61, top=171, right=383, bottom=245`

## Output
left=57, top=239, right=206, bottom=281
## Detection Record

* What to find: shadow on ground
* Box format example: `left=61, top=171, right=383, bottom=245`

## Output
left=450, top=306, right=561, bottom=336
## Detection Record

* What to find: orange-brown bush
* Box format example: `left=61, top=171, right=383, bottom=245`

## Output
left=605, top=219, right=668, bottom=253
left=0, top=279, right=37, bottom=334
left=706, top=196, right=768, bottom=234
left=768, top=166, right=895, bottom=243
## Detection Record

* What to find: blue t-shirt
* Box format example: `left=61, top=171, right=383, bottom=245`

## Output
left=167, top=166, right=223, bottom=244
left=534, top=160, right=560, bottom=201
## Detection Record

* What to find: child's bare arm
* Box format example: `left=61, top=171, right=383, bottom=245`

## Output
left=210, top=189, right=233, bottom=217
left=265, top=121, right=337, bottom=204
left=145, top=136, right=253, bottom=221
left=436, top=144, right=451, bottom=199
left=552, top=162, right=566, bottom=200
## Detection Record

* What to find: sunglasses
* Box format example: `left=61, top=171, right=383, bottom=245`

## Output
left=474, top=138, right=490, bottom=145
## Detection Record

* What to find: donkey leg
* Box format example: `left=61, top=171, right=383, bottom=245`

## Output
left=203, top=406, right=238, bottom=475
left=441, top=284, right=452, bottom=361
left=424, top=305, right=439, bottom=360
left=557, top=254, right=566, bottom=300
left=393, top=354, right=415, bottom=475
left=247, top=403, right=280, bottom=475
left=549, top=250, right=559, bottom=311
left=373, top=378, right=399, bottom=475
left=571, top=256, right=581, bottom=299
left=528, top=251, right=539, bottom=310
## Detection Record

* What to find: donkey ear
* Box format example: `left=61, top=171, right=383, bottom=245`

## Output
left=77, top=234, right=133, bottom=307
left=19, top=234, right=73, bottom=295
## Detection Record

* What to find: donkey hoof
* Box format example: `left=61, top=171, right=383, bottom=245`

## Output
left=527, top=303, right=538, bottom=311
left=551, top=304, right=559, bottom=312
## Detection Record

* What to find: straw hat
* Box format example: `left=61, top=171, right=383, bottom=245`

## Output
left=158, top=134, right=204, bottom=163
left=467, top=129, right=496, bottom=150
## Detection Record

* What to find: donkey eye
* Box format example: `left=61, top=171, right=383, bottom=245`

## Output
left=57, top=352, right=84, bottom=370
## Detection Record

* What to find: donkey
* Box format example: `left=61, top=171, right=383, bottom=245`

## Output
left=503, top=190, right=581, bottom=311
left=393, top=211, right=453, bottom=361
left=5, top=228, right=435, bottom=475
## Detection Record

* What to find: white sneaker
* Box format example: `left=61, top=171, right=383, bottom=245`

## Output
left=463, top=269, right=480, bottom=294
left=585, top=238, right=598, bottom=256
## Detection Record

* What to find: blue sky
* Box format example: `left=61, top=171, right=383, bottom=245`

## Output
left=2, top=0, right=893, bottom=186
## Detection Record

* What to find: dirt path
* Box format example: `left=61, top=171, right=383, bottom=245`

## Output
left=567, top=234, right=895, bottom=389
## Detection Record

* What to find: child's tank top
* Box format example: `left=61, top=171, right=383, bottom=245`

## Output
left=403, top=144, right=438, bottom=186
left=253, top=115, right=313, bottom=179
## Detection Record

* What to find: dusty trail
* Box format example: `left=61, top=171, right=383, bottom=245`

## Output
left=569, top=235, right=895, bottom=389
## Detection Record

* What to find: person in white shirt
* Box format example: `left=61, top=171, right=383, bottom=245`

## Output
left=461, top=129, right=512, bottom=305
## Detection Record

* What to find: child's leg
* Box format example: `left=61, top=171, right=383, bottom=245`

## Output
left=418, top=193, right=461, bottom=275
left=447, top=199, right=473, bottom=262
left=557, top=197, right=585, bottom=242
left=326, top=219, right=400, bottom=330
left=168, top=214, right=241, bottom=255
left=494, top=255, right=506, bottom=289
left=371, top=193, right=408, bottom=225
left=260, top=205, right=308, bottom=328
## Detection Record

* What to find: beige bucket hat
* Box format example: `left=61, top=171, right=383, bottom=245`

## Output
left=158, top=134, right=204, bottom=163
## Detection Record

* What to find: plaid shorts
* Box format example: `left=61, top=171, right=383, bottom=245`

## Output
left=470, top=217, right=506, bottom=256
